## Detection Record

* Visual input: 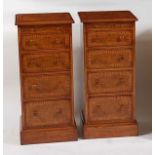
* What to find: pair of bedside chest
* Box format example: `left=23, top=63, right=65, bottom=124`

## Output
left=15, top=11, right=138, bottom=144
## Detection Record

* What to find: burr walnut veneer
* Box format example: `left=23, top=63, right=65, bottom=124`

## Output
left=15, top=13, right=78, bottom=144
left=78, top=11, right=138, bottom=139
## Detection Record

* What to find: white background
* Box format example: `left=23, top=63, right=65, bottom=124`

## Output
left=3, top=0, right=152, bottom=155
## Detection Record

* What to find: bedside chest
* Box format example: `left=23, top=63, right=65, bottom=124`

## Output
left=15, top=13, right=78, bottom=144
left=78, top=11, right=138, bottom=139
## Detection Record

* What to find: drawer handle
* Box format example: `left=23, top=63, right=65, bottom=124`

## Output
left=56, top=109, right=62, bottom=114
left=32, top=110, right=44, bottom=121
left=29, top=39, right=36, bottom=44
left=27, top=39, right=38, bottom=47
left=119, top=35, right=125, bottom=40
left=33, top=110, right=38, bottom=117
left=30, top=84, right=41, bottom=91
left=29, top=39, right=35, bottom=43
left=117, top=56, right=124, bottom=62
left=116, top=77, right=126, bottom=85
left=50, top=39, right=62, bottom=44
left=29, top=84, right=53, bottom=93
left=31, top=84, right=38, bottom=88
left=27, top=61, right=41, bottom=68
left=95, top=79, right=104, bottom=86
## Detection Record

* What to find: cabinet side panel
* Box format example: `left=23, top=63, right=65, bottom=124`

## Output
left=69, top=24, right=75, bottom=124
left=83, top=24, right=89, bottom=123
left=18, top=27, right=25, bottom=127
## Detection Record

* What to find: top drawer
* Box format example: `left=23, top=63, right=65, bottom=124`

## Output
left=86, top=23, right=134, bottom=31
left=20, top=25, right=70, bottom=34
left=20, top=34, right=70, bottom=51
left=85, top=23, right=134, bottom=48
left=86, top=30, right=134, bottom=48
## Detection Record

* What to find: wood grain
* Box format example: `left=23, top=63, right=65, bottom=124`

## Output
left=21, top=34, right=70, bottom=51
left=88, top=70, right=133, bottom=94
left=21, top=52, right=70, bottom=73
left=87, top=48, right=133, bottom=69
left=25, top=100, right=72, bottom=128
left=23, top=73, right=71, bottom=100
left=88, top=96, right=133, bottom=122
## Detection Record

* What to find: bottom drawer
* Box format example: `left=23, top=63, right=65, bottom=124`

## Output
left=88, top=96, right=133, bottom=122
left=24, top=99, right=72, bottom=128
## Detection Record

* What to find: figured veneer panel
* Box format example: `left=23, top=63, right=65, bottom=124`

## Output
left=86, top=23, right=134, bottom=31
left=88, top=96, right=133, bottom=122
left=20, top=25, right=70, bottom=34
left=87, top=48, right=133, bottom=69
left=22, top=52, right=70, bottom=73
left=21, top=34, right=70, bottom=51
left=86, top=30, right=134, bottom=48
left=25, top=100, right=72, bottom=128
left=23, top=73, right=71, bottom=100
left=88, top=70, right=133, bottom=94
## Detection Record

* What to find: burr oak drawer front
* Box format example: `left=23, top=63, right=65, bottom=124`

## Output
left=25, top=99, right=72, bottom=128
left=86, top=22, right=134, bottom=32
left=88, top=70, right=133, bottom=94
left=21, top=33, right=70, bottom=51
left=20, top=25, right=70, bottom=34
left=21, top=52, right=70, bottom=73
left=88, top=95, right=133, bottom=122
left=87, top=48, right=133, bottom=69
left=86, top=30, right=134, bottom=48
left=22, top=73, right=71, bottom=100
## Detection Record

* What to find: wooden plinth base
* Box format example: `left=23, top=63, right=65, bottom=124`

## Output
left=81, top=113, right=138, bottom=139
left=21, top=121, right=78, bottom=144
left=83, top=121, right=138, bottom=139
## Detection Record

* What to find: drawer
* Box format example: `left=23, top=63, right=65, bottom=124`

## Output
left=21, top=52, right=70, bottom=73
left=20, top=25, right=70, bottom=34
left=21, top=34, right=70, bottom=51
left=23, top=73, right=71, bottom=100
left=88, top=96, right=133, bottom=122
left=87, top=48, right=133, bottom=69
left=25, top=99, right=72, bottom=128
left=86, top=30, right=133, bottom=47
left=88, top=70, right=133, bottom=94
left=86, top=23, right=134, bottom=31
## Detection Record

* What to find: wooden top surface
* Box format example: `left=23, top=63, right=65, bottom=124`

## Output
left=78, top=11, right=138, bottom=23
left=15, top=12, right=74, bottom=26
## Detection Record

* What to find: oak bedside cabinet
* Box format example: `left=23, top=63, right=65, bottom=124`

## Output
left=78, top=11, right=138, bottom=139
left=15, top=13, right=78, bottom=144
